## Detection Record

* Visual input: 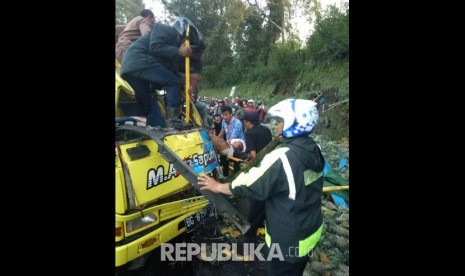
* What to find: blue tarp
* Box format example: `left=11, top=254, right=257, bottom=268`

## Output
left=323, top=157, right=349, bottom=207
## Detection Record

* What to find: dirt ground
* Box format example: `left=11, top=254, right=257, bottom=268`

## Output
left=117, top=199, right=349, bottom=276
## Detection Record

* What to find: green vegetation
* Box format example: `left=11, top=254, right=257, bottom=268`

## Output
left=116, top=0, right=144, bottom=25
left=116, top=0, right=349, bottom=140
left=200, top=3, right=349, bottom=140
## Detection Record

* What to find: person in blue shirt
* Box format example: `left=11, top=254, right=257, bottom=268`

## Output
left=217, top=105, right=244, bottom=176
left=217, top=105, right=244, bottom=142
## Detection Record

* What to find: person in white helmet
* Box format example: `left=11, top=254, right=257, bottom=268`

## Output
left=198, top=99, right=325, bottom=276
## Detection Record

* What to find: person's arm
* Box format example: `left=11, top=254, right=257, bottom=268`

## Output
left=199, top=148, right=289, bottom=200
left=139, top=18, right=153, bottom=36
left=115, top=25, right=127, bottom=40
left=191, top=40, right=205, bottom=60
left=190, top=58, right=202, bottom=73
left=198, top=175, right=232, bottom=195
left=178, top=44, right=192, bottom=57
left=247, top=150, right=257, bottom=161
left=217, top=129, right=225, bottom=139
left=244, top=131, right=257, bottom=161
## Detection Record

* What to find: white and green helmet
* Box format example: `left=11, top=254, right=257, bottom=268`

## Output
left=268, top=99, right=318, bottom=138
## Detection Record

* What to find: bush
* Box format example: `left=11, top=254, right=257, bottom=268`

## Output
left=306, top=5, right=349, bottom=65
left=267, top=41, right=304, bottom=85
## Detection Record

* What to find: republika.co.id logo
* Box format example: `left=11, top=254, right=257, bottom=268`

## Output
left=160, top=242, right=284, bottom=261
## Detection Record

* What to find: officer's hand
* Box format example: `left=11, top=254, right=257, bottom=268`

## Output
left=179, top=45, right=192, bottom=57
left=198, top=175, right=221, bottom=193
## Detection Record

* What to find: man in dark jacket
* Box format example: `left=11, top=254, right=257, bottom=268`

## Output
left=198, top=99, right=325, bottom=276
left=120, top=17, right=202, bottom=130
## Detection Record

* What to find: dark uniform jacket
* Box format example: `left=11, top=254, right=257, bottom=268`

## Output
left=230, top=136, right=325, bottom=263
left=121, top=23, right=203, bottom=78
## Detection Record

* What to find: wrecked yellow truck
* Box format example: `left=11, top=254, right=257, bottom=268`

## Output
left=115, top=61, right=249, bottom=270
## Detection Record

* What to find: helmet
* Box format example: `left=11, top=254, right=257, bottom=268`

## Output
left=268, top=99, right=318, bottom=138
left=171, top=17, right=201, bottom=47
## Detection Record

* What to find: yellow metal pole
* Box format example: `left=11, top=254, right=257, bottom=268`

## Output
left=185, top=25, right=191, bottom=123
left=322, top=185, right=349, bottom=192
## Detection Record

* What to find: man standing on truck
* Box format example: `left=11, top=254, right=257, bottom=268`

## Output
left=120, top=17, right=202, bottom=130
left=115, top=9, right=155, bottom=64
left=198, top=99, right=325, bottom=276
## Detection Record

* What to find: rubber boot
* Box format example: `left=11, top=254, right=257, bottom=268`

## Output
left=165, top=107, right=191, bottom=130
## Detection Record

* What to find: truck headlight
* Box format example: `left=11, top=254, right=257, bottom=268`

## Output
left=126, top=213, right=157, bottom=233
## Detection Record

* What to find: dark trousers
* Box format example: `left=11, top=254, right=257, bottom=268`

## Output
left=233, top=161, right=240, bottom=173
left=122, top=75, right=165, bottom=127
left=130, top=65, right=181, bottom=108
left=266, top=257, right=308, bottom=276
left=220, top=155, right=229, bottom=177
left=245, top=198, right=265, bottom=237
left=220, top=155, right=241, bottom=177
left=194, top=101, right=209, bottom=126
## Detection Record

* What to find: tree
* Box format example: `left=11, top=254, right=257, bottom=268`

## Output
left=232, top=7, right=265, bottom=71
left=162, top=0, right=243, bottom=86
left=267, top=39, right=304, bottom=88
left=244, top=0, right=322, bottom=43
left=116, top=0, right=144, bottom=25
left=306, top=5, right=349, bottom=64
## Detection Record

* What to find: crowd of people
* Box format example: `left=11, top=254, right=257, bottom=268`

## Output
left=196, top=95, right=270, bottom=183
left=196, top=96, right=268, bottom=123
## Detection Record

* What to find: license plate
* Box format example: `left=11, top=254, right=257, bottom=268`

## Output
left=184, top=205, right=213, bottom=233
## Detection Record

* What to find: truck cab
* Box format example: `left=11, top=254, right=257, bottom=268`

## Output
left=115, top=60, right=218, bottom=268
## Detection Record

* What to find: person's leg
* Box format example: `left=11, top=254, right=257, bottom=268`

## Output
left=123, top=75, right=151, bottom=116
left=233, top=161, right=241, bottom=173
left=147, top=94, right=166, bottom=127
left=133, top=66, right=181, bottom=108
left=210, top=135, right=231, bottom=156
left=123, top=74, right=166, bottom=127
left=220, top=155, right=229, bottom=177
left=194, top=101, right=209, bottom=126
left=189, top=73, right=202, bottom=94
left=266, top=258, right=308, bottom=276
left=210, top=137, right=247, bottom=158
left=134, top=66, right=189, bottom=129
left=147, top=84, right=166, bottom=127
